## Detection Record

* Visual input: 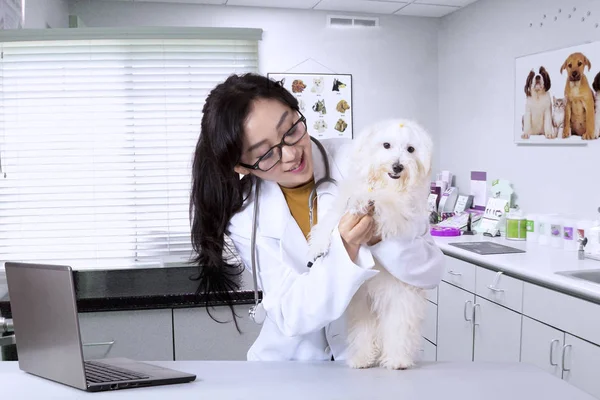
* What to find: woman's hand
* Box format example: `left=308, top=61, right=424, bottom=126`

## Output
left=339, top=204, right=377, bottom=262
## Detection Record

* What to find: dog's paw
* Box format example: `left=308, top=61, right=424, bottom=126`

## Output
left=347, top=356, right=376, bottom=369
left=562, top=128, right=571, bottom=138
left=520, top=133, right=530, bottom=139
left=379, top=355, right=415, bottom=370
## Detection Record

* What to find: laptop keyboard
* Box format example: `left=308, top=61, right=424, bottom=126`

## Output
left=84, top=360, right=150, bottom=383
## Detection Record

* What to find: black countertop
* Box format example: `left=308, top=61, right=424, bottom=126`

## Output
left=0, top=266, right=260, bottom=318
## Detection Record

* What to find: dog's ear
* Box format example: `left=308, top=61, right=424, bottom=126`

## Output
left=584, top=55, right=592, bottom=71
left=524, top=70, right=534, bottom=96
left=539, top=66, right=551, bottom=91
left=560, top=58, right=569, bottom=74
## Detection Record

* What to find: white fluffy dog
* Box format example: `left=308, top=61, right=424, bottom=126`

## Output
left=308, top=119, right=432, bottom=370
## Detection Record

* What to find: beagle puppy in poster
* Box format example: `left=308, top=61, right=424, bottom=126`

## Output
left=560, top=52, right=597, bottom=140
left=522, top=66, right=554, bottom=139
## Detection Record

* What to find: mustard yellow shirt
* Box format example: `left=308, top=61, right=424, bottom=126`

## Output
left=279, top=179, right=317, bottom=240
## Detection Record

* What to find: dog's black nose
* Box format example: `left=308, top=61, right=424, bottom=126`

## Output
left=572, top=71, right=579, bottom=77
left=392, top=164, right=404, bottom=174
left=535, top=75, right=541, bottom=81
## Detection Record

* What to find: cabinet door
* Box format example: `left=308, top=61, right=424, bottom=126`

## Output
left=417, top=337, right=436, bottom=363
left=78, top=309, right=173, bottom=361
left=563, top=334, right=600, bottom=398
left=173, top=305, right=261, bottom=360
left=472, top=296, right=522, bottom=363
left=436, top=281, right=474, bottom=362
left=423, top=300, right=437, bottom=344
left=520, top=316, right=564, bottom=378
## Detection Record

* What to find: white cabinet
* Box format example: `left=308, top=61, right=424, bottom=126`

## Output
left=436, top=280, right=522, bottom=363
left=521, top=316, right=564, bottom=378
left=78, top=309, right=173, bottom=361
left=436, top=281, right=474, bottom=362
left=173, top=305, right=261, bottom=360
left=472, top=296, right=521, bottom=363
left=440, top=253, right=600, bottom=398
left=563, top=334, right=600, bottom=399
left=423, top=300, right=437, bottom=345
left=418, top=337, right=436, bottom=363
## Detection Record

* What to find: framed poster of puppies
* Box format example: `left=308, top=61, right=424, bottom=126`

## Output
left=268, top=72, right=353, bottom=140
left=514, top=41, right=600, bottom=144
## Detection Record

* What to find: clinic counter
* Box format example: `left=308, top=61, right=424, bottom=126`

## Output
left=0, top=265, right=259, bottom=318
left=0, top=360, right=596, bottom=399
left=432, top=233, right=600, bottom=304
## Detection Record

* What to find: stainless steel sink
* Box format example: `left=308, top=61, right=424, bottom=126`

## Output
left=557, top=269, right=600, bottom=285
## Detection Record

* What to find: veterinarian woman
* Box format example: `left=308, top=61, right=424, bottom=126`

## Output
left=189, top=73, right=445, bottom=362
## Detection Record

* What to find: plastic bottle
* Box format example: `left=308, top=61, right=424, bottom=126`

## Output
left=526, top=214, right=538, bottom=243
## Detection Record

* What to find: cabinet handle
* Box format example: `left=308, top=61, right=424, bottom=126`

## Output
left=487, top=271, right=505, bottom=293
left=487, top=285, right=505, bottom=293
left=83, top=340, right=115, bottom=347
left=472, top=303, right=481, bottom=326
left=448, top=270, right=462, bottom=276
left=561, top=344, right=572, bottom=372
left=549, top=339, right=559, bottom=366
left=463, top=300, right=473, bottom=322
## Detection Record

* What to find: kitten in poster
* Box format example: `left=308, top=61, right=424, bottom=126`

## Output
left=298, top=98, right=306, bottom=112
left=311, top=77, right=324, bottom=94
left=312, top=99, right=327, bottom=115
left=313, top=119, right=327, bottom=133
left=552, top=97, right=565, bottom=137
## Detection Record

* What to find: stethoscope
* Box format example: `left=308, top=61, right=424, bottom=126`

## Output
left=248, top=136, right=337, bottom=325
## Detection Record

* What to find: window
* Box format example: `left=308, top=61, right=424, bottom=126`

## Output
left=0, top=27, right=261, bottom=268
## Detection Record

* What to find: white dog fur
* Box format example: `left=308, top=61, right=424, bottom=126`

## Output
left=308, top=119, right=432, bottom=370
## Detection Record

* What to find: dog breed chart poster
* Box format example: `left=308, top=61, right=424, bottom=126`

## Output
left=268, top=73, right=353, bottom=140
left=514, top=41, right=600, bottom=145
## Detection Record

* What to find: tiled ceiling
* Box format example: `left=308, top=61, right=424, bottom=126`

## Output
left=107, top=0, right=479, bottom=17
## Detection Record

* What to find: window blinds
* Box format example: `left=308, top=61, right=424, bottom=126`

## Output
left=0, top=29, right=260, bottom=269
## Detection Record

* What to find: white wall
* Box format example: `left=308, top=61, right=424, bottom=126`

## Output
left=24, top=0, right=69, bottom=28
left=68, top=0, right=440, bottom=171
left=439, top=0, right=600, bottom=219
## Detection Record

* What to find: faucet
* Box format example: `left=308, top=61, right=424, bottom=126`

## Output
left=0, top=317, right=13, bottom=334
left=578, top=237, right=589, bottom=260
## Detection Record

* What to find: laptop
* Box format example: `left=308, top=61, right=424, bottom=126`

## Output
left=4, top=261, right=196, bottom=392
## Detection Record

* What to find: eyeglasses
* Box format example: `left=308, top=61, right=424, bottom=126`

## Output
left=238, top=112, right=308, bottom=172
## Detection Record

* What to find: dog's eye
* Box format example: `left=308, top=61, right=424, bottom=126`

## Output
left=383, top=142, right=390, bottom=149
left=407, top=146, right=415, bottom=153
left=578, top=61, right=582, bottom=67
left=568, top=63, right=572, bottom=68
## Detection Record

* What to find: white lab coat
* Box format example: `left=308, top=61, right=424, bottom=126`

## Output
left=227, top=141, right=445, bottom=362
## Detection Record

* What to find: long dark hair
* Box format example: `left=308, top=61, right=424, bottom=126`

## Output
left=189, top=73, right=299, bottom=331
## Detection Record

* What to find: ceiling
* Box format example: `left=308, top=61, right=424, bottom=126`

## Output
left=108, top=0, right=480, bottom=18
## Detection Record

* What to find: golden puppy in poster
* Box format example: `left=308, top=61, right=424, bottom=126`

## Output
left=560, top=52, right=597, bottom=140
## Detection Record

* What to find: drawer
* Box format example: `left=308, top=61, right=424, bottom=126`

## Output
left=426, top=287, right=438, bottom=304
left=443, top=256, right=476, bottom=293
left=78, top=309, right=173, bottom=361
left=423, top=301, right=437, bottom=344
left=475, top=268, right=523, bottom=312
left=523, top=283, right=600, bottom=346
